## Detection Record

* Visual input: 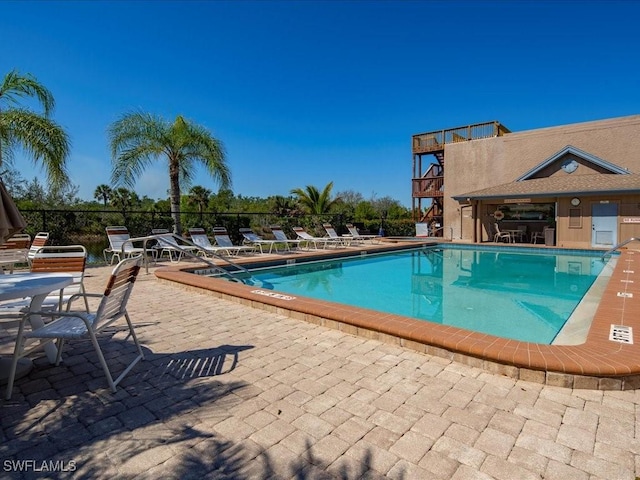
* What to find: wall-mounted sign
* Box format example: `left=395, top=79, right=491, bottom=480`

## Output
left=623, top=218, right=640, bottom=223
left=504, top=198, right=531, bottom=204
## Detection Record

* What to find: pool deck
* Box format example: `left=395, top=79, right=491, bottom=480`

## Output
left=1, top=243, right=639, bottom=478
left=157, top=240, right=640, bottom=391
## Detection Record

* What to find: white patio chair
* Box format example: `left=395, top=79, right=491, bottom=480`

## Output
left=0, top=245, right=89, bottom=318
left=5, top=255, right=145, bottom=399
left=0, top=233, right=30, bottom=272
left=26, top=232, right=49, bottom=265
left=2, top=233, right=31, bottom=250
left=531, top=226, right=549, bottom=244
left=493, top=223, right=512, bottom=243
left=104, top=226, right=145, bottom=264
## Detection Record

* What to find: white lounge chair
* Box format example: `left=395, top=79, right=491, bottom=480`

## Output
left=188, top=228, right=238, bottom=257
left=239, top=228, right=282, bottom=254
left=269, top=225, right=303, bottom=251
left=212, top=227, right=255, bottom=255
left=151, top=229, right=198, bottom=262
left=345, top=223, right=380, bottom=244
left=322, top=223, right=350, bottom=247
left=5, top=255, right=145, bottom=399
left=104, top=226, right=145, bottom=264
left=292, top=227, right=336, bottom=249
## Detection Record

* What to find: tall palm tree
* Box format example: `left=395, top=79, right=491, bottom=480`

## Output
left=0, top=69, right=70, bottom=190
left=109, top=112, right=230, bottom=234
left=187, top=185, right=211, bottom=225
left=94, top=184, right=112, bottom=207
left=290, top=181, right=339, bottom=215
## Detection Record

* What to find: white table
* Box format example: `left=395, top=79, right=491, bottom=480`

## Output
left=0, top=272, right=73, bottom=382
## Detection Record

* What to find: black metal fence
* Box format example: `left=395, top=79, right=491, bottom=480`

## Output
left=18, top=208, right=417, bottom=264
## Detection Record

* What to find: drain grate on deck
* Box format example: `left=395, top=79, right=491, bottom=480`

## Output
left=609, top=324, right=634, bottom=344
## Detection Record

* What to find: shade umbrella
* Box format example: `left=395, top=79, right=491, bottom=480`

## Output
left=0, top=177, right=26, bottom=246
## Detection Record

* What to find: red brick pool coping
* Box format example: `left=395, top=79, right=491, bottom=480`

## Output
left=155, top=242, right=640, bottom=390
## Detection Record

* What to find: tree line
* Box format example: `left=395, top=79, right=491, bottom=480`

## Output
left=1, top=69, right=414, bottom=242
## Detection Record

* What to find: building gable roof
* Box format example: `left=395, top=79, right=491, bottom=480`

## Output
left=516, top=145, right=629, bottom=181
left=453, top=173, right=640, bottom=201
left=454, top=145, right=638, bottom=201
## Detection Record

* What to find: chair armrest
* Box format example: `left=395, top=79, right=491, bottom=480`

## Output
left=65, top=292, right=102, bottom=311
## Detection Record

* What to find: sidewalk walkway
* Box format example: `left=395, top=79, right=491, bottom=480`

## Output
left=1, top=262, right=639, bottom=479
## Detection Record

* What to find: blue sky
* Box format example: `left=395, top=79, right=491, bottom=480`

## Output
left=2, top=0, right=639, bottom=207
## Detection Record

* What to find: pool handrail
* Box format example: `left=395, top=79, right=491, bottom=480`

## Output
left=602, top=237, right=640, bottom=259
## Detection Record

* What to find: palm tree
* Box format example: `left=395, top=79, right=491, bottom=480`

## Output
left=110, top=187, right=138, bottom=226
left=187, top=185, right=211, bottom=225
left=109, top=112, right=230, bottom=234
left=94, top=184, right=112, bottom=207
left=0, top=69, right=70, bottom=190
left=290, top=182, right=339, bottom=215
left=270, top=195, right=299, bottom=217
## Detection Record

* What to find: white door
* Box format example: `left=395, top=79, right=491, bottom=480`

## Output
left=591, top=203, right=618, bottom=248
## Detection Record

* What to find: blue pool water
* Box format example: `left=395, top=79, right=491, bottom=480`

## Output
left=237, top=246, right=610, bottom=344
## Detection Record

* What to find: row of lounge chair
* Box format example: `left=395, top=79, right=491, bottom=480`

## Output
left=1, top=221, right=378, bottom=398
left=104, top=223, right=381, bottom=264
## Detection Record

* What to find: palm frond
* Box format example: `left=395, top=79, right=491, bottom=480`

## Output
left=0, top=70, right=55, bottom=115
left=2, top=109, right=70, bottom=189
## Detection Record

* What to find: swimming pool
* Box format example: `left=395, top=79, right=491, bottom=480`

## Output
left=156, top=241, right=640, bottom=388
left=233, top=246, right=609, bottom=344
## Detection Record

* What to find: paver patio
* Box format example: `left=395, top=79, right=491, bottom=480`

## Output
left=1, top=261, right=639, bottom=479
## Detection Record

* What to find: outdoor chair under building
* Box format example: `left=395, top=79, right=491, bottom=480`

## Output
left=493, top=223, right=512, bottom=243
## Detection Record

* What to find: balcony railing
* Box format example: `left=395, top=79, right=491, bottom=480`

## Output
left=412, top=176, right=444, bottom=198
left=412, top=121, right=510, bottom=154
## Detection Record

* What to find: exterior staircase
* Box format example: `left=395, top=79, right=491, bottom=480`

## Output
left=411, top=121, right=510, bottom=232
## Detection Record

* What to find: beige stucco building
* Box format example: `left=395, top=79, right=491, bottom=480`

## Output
left=412, top=115, right=640, bottom=249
